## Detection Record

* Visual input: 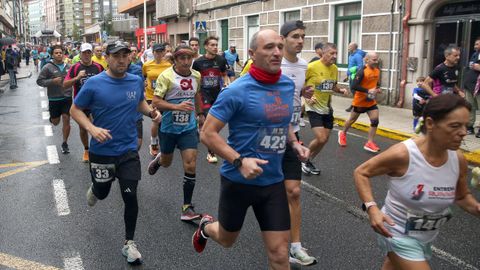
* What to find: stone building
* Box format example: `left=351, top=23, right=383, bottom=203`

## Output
left=190, top=0, right=480, bottom=108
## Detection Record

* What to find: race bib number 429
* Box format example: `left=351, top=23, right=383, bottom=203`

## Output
left=256, top=127, right=287, bottom=154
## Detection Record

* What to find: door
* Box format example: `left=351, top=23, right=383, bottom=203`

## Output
left=221, top=20, right=228, bottom=52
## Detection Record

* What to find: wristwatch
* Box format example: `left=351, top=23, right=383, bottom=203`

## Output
left=232, top=157, right=243, bottom=169
left=361, top=201, right=377, bottom=212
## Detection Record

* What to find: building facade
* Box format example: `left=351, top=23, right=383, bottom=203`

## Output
left=189, top=0, right=479, bottom=108
left=0, top=0, right=15, bottom=38
left=44, top=0, right=56, bottom=31
left=28, top=0, right=44, bottom=41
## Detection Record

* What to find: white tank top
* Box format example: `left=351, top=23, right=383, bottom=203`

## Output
left=382, top=139, right=459, bottom=243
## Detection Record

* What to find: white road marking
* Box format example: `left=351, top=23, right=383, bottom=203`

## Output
left=52, top=179, right=70, bottom=216
left=46, top=145, right=59, bottom=164
left=40, top=91, right=45, bottom=97
left=301, top=181, right=479, bottom=270
left=63, top=252, right=84, bottom=270
left=41, top=100, right=48, bottom=109
left=42, top=111, right=50, bottom=120
left=44, top=125, right=53, bottom=137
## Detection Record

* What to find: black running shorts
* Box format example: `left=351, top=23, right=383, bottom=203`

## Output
left=353, top=105, right=378, bottom=114
left=218, top=176, right=290, bottom=232
left=48, top=98, right=72, bottom=119
left=282, top=132, right=301, bottom=180
left=89, top=151, right=141, bottom=184
left=307, top=111, right=334, bottom=129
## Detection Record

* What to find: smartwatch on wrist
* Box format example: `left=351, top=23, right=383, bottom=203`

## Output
left=362, top=201, right=377, bottom=212
left=232, top=156, right=243, bottom=169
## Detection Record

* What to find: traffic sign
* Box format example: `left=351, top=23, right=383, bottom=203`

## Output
left=195, top=21, right=207, bottom=33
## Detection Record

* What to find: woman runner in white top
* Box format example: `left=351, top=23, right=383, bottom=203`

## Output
left=354, top=94, right=480, bottom=270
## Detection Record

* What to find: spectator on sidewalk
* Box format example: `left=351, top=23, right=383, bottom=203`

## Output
left=412, top=77, right=430, bottom=131
left=345, top=42, right=366, bottom=112
left=24, top=46, right=31, bottom=66
left=464, top=37, right=480, bottom=136
left=5, top=46, right=17, bottom=89
left=422, top=45, right=465, bottom=98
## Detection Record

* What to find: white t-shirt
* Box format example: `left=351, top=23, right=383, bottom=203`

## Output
left=281, top=57, right=307, bottom=132
left=142, top=48, right=154, bottom=63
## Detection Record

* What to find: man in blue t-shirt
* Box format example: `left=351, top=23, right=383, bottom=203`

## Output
left=70, top=41, right=160, bottom=266
left=223, top=44, right=242, bottom=82
left=192, top=29, right=309, bottom=269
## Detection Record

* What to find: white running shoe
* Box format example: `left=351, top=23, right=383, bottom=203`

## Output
left=299, top=118, right=306, bottom=127
left=122, top=240, right=142, bottom=265
left=289, top=247, right=317, bottom=266
left=206, top=153, right=218, bottom=163
left=86, top=184, right=98, bottom=207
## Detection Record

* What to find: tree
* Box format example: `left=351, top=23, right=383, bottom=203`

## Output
left=72, top=24, right=81, bottom=41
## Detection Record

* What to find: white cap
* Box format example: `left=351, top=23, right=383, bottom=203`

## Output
left=229, top=43, right=236, bottom=47
left=80, top=43, right=93, bottom=52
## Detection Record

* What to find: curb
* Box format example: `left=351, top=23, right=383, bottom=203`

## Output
left=334, top=116, right=480, bottom=166
left=0, top=71, right=32, bottom=82
left=0, top=71, right=32, bottom=94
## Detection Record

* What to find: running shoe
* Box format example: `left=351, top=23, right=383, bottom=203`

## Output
left=289, top=247, right=318, bottom=266
left=61, top=142, right=70, bottom=154
left=82, top=150, right=89, bottom=162
left=147, top=152, right=162, bottom=175
left=192, top=214, right=214, bottom=253
left=471, top=167, right=480, bottom=189
left=364, top=141, right=380, bottom=153
left=149, top=144, right=159, bottom=157
left=181, top=204, right=201, bottom=221
left=86, top=184, right=98, bottom=207
left=122, top=240, right=142, bottom=265
left=206, top=152, right=218, bottom=163
left=301, top=161, right=321, bottom=175
left=299, top=118, right=306, bottom=127
left=338, top=130, right=347, bottom=147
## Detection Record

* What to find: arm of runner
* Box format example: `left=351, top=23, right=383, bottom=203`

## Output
left=354, top=143, right=410, bottom=237
left=36, top=66, right=53, bottom=87
left=301, top=85, right=314, bottom=99
left=195, top=92, right=205, bottom=129
left=222, top=73, right=230, bottom=87
left=200, top=114, right=267, bottom=180
left=454, top=152, right=480, bottom=217
left=70, top=103, right=112, bottom=143
left=288, top=125, right=309, bottom=162
left=421, top=76, right=438, bottom=97
left=138, top=99, right=161, bottom=123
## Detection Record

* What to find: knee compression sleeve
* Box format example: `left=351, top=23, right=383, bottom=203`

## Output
left=371, top=119, right=379, bottom=127
left=183, top=173, right=196, bottom=205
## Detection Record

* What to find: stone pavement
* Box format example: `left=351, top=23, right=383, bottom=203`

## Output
left=331, top=95, right=480, bottom=165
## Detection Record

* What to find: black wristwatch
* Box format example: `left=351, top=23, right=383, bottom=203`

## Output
left=232, top=157, right=244, bottom=169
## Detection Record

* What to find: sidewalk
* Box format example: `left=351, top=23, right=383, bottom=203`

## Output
left=0, top=64, right=32, bottom=93
left=331, top=95, right=480, bottom=165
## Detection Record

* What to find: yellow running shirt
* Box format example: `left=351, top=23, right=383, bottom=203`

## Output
left=91, top=55, right=108, bottom=70
left=305, top=60, right=338, bottom=115
left=142, top=59, right=172, bottom=101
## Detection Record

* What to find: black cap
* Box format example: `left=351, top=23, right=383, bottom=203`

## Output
left=106, top=41, right=131, bottom=54
left=153, top=43, right=165, bottom=51
left=280, top=20, right=305, bottom=37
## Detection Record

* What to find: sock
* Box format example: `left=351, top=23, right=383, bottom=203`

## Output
left=151, top=137, right=158, bottom=145
left=183, top=173, right=196, bottom=205
left=413, top=118, right=418, bottom=131
left=291, top=242, right=302, bottom=252
left=84, top=147, right=89, bottom=150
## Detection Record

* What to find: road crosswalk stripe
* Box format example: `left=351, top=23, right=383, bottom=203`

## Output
left=47, top=145, right=60, bottom=164
left=53, top=179, right=70, bottom=216
left=63, top=252, right=84, bottom=270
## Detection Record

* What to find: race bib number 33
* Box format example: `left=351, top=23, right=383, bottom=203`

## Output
left=90, top=163, right=116, bottom=183
left=256, top=127, right=287, bottom=154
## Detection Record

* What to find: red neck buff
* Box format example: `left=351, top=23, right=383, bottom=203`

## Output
left=249, top=63, right=281, bottom=84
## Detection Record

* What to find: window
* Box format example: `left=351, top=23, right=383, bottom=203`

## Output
left=283, top=10, right=300, bottom=24
left=247, top=15, right=259, bottom=51
left=334, top=2, right=361, bottom=67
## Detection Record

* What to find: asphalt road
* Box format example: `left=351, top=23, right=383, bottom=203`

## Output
left=0, top=67, right=479, bottom=270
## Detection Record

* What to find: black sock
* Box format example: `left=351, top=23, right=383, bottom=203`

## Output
left=183, top=173, right=196, bottom=205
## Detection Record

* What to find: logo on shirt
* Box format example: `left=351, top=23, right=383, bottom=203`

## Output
left=126, top=91, right=136, bottom=100
left=410, top=184, right=425, bottom=200
left=180, top=78, right=193, bottom=91
left=264, top=91, right=290, bottom=123
left=428, top=186, right=455, bottom=200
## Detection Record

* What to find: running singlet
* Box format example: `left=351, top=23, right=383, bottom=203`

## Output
left=382, top=139, right=458, bottom=243
left=352, top=66, right=380, bottom=108
left=305, top=60, right=338, bottom=115
left=91, top=55, right=108, bottom=70
left=32, top=50, right=39, bottom=60
left=74, top=72, right=145, bottom=156
left=281, top=57, right=307, bottom=132
left=65, top=62, right=104, bottom=98
left=142, top=60, right=172, bottom=101
left=209, top=73, right=295, bottom=186
left=192, top=55, right=227, bottom=109
left=154, top=67, right=201, bottom=134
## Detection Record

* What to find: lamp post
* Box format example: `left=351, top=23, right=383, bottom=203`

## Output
left=143, top=0, right=147, bottom=51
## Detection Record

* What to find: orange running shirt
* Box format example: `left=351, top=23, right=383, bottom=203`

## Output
left=352, top=66, right=380, bottom=108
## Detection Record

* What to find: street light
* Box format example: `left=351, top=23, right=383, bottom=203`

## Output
left=143, top=0, right=147, bottom=50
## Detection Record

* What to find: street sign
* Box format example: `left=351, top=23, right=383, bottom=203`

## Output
left=195, top=21, right=207, bottom=33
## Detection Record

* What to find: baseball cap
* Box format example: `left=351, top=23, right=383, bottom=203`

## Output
left=153, top=43, right=166, bottom=51
left=229, top=43, right=236, bottom=48
left=80, top=43, right=93, bottom=52
left=280, top=20, right=305, bottom=37
left=106, top=41, right=131, bottom=54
